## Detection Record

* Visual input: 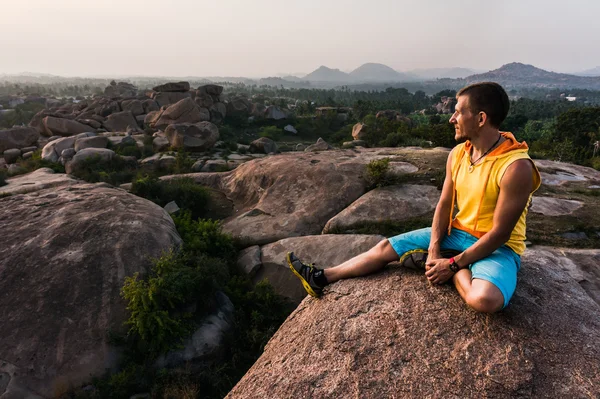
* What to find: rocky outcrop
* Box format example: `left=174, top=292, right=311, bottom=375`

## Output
left=226, top=247, right=600, bottom=398
left=152, top=81, right=190, bottom=92
left=530, top=196, right=584, bottom=216
left=65, top=148, right=117, bottom=174
left=103, top=111, right=139, bottom=132
left=0, top=174, right=182, bottom=398
left=165, top=121, right=219, bottom=151
left=104, top=81, right=138, bottom=97
left=43, top=116, right=94, bottom=137
left=41, top=133, right=97, bottom=163
left=0, top=126, right=39, bottom=152
left=304, top=137, right=332, bottom=152
left=153, top=91, right=192, bottom=108
left=255, top=234, right=384, bottom=303
left=120, top=99, right=144, bottom=116
left=264, top=105, right=286, bottom=120
left=534, top=159, right=600, bottom=186
left=154, top=98, right=210, bottom=128
left=249, top=137, right=277, bottom=154
left=323, top=184, right=440, bottom=233
left=352, top=122, right=368, bottom=140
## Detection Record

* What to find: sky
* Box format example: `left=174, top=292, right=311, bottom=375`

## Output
left=1, top=0, right=599, bottom=78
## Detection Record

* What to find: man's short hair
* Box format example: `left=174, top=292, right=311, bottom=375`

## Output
left=457, top=82, right=510, bottom=128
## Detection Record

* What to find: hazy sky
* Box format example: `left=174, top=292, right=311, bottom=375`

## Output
left=1, top=0, right=599, bottom=78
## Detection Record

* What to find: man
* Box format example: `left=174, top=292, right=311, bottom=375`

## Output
left=287, top=82, right=541, bottom=313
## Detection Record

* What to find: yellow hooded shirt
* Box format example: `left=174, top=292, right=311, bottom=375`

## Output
left=449, top=132, right=541, bottom=255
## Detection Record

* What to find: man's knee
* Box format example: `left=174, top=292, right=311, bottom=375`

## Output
left=369, top=239, right=399, bottom=263
left=465, top=283, right=504, bottom=313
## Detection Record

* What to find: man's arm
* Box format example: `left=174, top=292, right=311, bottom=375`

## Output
left=425, top=159, right=534, bottom=284
left=427, top=148, right=456, bottom=260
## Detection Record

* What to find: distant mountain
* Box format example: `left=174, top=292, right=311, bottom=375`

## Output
left=576, top=66, right=600, bottom=77
left=304, top=66, right=351, bottom=82
left=349, top=63, right=414, bottom=82
left=464, top=62, right=600, bottom=89
left=408, top=67, right=480, bottom=80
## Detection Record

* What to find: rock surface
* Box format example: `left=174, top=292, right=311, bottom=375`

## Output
left=165, top=122, right=219, bottom=151
left=226, top=247, right=600, bottom=398
left=323, top=184, right=440, bottom=233
left=154, top=97, right=209, bottom=128
left=0, top=126, right=40, bottom=152
left=43, top=117, right=94, bottom=137
left=0, top=176, right=182, bottom=398
left=530, top=196, right=584, bottom=216
left=535, top=159, right=600, bottom=186
left=257, top=234, right=384, bottom=303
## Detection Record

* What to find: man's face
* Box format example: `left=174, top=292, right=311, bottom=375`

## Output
left=449, top=95, right=479, bottom=142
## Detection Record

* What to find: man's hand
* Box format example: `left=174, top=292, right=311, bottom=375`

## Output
left=425, top=258, right=455, bottom=285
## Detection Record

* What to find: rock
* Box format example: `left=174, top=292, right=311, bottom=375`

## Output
left=140, top=153, right=176, bottom=169
left=144, top=110, right=163, bottom=127
left=65, top=148, right=116, bottom=174
left=29, top=109, right=53, bottom=135
left=104, top=81, right=137, bottom=97
left=41, top=133, right=96, bottom=163
left=284, top=125, right=297, bottom=134
left=154, top=98, right=209, bottom=128
left=264, top=105, right=286, bottom=120
left=534, top=159, right=600, bottom=186
left=0, top=178, right=182, bottom=397
left=197, top=84, right=223, bottom=97
left=3, top=148, right=21, bottom=164
left=249, top=137, right=277, bottom=154
left=257, top=234, right=384, bottom=303
left=76, top=118, right=102, bottom=129
left=59, top=148, right=76, bottom=165
left=209, top=102, right=227, bottom=124
left=165, top=122, right=219, bottom=151
left=43, top=116, right=94, bottom=137
left=0, top=168, right=77, bottom=196
left=191, top=160, right=205, bottom=172
left=237, top=246, right=262, bottom=277
left=154, top=292, right=234, bottom=369
left=0, top=126, right=39, bottom=153
left=226, top=248, right=600, bottom=398
left=352, top=122, right=368, bottom=140
left=22, top=151, right=33, bottom=160
left=342, top=140, right=367, bottom=149
left=323, top=185, right=440, bottom=233
left=304, top=137, right=332, bottom=152
left=74, top=136, right=109, bottom=152
left=152, top=81, right=190, bottom=92
left=163, top=200, right=180, bottom=214
left=120, top=99, right=144, bottom=116
left=21, top=146, right=38, bottom=154
left=195, top=93, right=214, bottom=109
left=561, top=232, right=588, bottom=240
left=152, top=136, right=170, bottom=152
left=106, top=135, right=136, bottom=148
left=295, top=143, right=306, bottom=151
left=153, top=91, right=192, bottom=108
left=201, top=159, right=229, bottom=172
left=530, top=196, right=584, bottom=216
left=103, top=111, right=139, bottom=132
left=226, top=97, right=251, bottom=117
left=142, top=99, right=160, bottom=114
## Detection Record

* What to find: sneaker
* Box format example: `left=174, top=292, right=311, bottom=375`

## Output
left=286, top=252, right=324, bottom=298
left=399, top=249, right=461, bottom=270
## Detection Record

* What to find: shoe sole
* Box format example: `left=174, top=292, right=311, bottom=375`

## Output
left=286, top=252, right=320, bottom=298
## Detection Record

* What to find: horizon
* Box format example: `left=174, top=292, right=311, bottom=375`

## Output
left=1, top=0, right=600, bottom=78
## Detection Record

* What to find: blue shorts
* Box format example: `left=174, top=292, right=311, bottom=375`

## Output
left=388, top=227, right=521, bottom=308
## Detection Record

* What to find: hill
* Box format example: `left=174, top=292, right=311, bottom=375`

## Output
left=465, top=62, right=600, bottom=89
left=349, top=63, right=413, bottom=82
left=408, top=67, right=480, bottom=80
left=577, top=66, right=600, bottom=77
left=303, top=66, right=351, bottom=82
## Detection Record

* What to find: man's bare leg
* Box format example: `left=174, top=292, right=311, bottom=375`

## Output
left=324, top=240, right=399, bottom=284
left=452, top=270, right=504, bottom=313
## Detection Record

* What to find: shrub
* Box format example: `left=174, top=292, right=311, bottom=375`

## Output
left=70, top=155, right=137, bottom=186
left=172, top=211, right=236, bottom=260
left=131, top=176, right=210, bottom=220
left=13, top=150, right=65, bottom=176
left=258, top=126, right=283, bottom=141
left=365, top=157, right=391, bottom=188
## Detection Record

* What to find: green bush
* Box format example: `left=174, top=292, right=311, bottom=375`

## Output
left=591, top=157, right=600, bottom=171
left=172, top=211, right=236, bottom=260
left=131, top=176, right=210, bottom=220
left=70, top=154, right=137, bottom=185
left=258, top=125, right=283, bottom=141
left=12, top=150, right=65, bottom=176
left=121, top=249, right=229, bottom=357
left=365, top=157, right=391, bottom=188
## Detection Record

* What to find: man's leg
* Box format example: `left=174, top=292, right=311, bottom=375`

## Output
left=324, top=239, right=399, bottom=284
left=452, top=246, right=520, bottom=313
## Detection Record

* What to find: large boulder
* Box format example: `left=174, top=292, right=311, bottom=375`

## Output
left=65, top=147, right=116, bottom=174
left=153, top=91, right=192, bottom=108
left=226, top=97, right=251, bottom=117
left=226, top=247, right=600, bottom=398
left=209, top=102, right=227, bottom=124
left=304, top=137, right=332, bottom=152
left=120, top=99, right=144, bottom=116
left=165, top=121, right=219, bottom=151
left=29, top=109, right=54, bottom=136
left=0, top=126, right=40, bottom=152
left=352, top=122, right=368, bottom=140
left=43, top=116, right=95, bottom=137
left=103, top=111, right=139, bottom=132
left=0, top=176, right=182, bottom=398
left=197, top=84, right=223, bottom=97
left=530, top=196, right=585, bottom=216
left=103, top=81, right=137, bottom=97
left=152, top=81, right=190, bottom=92
left=154, top=98, right=210, bottom=128
left=0, top=168, right=78, bottom=195
left=142, top=99, right=160, bottom=114
left=74, top=136, right=109, bottom=152
left=256, top=234, right=384, bottom=303
left=41, top=133, right=96, bottom=163
left=264, top=105, right=286, bottom=120
left=323, top=184, right=440, bottom=233
left=249, top=137, right=278, bottom=154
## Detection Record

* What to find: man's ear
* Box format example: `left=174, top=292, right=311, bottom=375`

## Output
left=478, top=111, right=487, bottom=127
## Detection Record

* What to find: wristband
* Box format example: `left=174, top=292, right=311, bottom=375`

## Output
left=448, top=257, right=460, bottom=273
